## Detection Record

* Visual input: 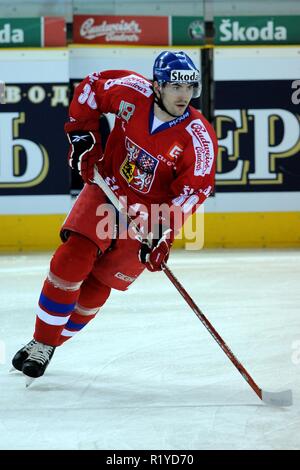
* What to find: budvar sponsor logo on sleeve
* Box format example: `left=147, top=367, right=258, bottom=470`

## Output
left=186, top=120, right=214, bottom=176
left=104, top=74, right=153, bottom=97
left=79, top=17, right=141, bottom=42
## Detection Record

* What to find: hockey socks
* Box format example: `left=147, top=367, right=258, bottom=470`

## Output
left=34, top=278, right=80, bottom=346
left=58, top=274, right=111, bottom=345
left=33, top=233, right=111, bottom=347
left=34, top=233, right=99, bottom=346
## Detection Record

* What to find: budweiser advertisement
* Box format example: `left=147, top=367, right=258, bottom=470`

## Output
left=73, top=15, right=169, bottom=45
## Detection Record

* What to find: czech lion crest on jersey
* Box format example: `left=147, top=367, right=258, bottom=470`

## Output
left=120, top=137, right=159, bottom=193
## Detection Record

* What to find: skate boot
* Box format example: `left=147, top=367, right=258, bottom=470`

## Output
left=22, top=341, right=56, bottom=383
left=11, top=339, right=37, bottom=371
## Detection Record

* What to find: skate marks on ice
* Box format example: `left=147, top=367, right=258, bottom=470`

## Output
left=2, top=378, right=296, bottom=450
left=5, top=338, right=296, bottom=450
left=5, top=366, right=286, bottom=451
left=1, top=250, right=300, bottom=449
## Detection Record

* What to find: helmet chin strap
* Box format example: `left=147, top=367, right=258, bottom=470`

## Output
left=154, top=89, right=180, bottom=119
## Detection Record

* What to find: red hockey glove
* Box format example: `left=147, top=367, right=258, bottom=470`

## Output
left=67, top=130, right=103, bottom=184
left=139, top=228, right=173, bottom=272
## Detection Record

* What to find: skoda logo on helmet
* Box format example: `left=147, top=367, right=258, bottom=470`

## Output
left=170, top=70, right=200, bottom=82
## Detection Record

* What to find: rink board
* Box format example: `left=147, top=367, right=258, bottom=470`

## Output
left=0, top=211, right=299, bottom=251
left=0, top=46, right=299, bottom=251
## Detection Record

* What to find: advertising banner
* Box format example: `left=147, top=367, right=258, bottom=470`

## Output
left=73, top=15, right=169, bottom=45
left=171, top=16, right=205, bottom=45
left=0, top=50, right=70, bottom=214
left=0, top=18, right=41, bottom=47
left=215, top=80, right=300, bottom=193
left=214, top=48, right=300, bottom=196
left=44, top=17, right=67, bottom=47
left=0, top=17, right=66, bottom=48
left=215, top=16, right=300, bottom=45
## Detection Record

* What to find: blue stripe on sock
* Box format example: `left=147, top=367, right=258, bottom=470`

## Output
left=39, top=293, right=75, bottom=315
left=64, top=320, right=85, bottom=331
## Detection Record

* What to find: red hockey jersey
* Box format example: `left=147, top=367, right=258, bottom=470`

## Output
left=65, top=70, right=217, bottom=233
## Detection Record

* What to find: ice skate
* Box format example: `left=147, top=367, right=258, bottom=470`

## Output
left=22, top=341, right=56, bottom=385
left=11, top=339, right=37, bottom=372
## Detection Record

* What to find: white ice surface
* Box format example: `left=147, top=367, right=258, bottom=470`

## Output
left=0, top=249, right=299, bottom=450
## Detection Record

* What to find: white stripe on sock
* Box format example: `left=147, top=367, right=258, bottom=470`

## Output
left=61, top=329, right=77, bottom=337
left=37, top=307, right=71, bottom=326
left=75, top=303, right=100, bottom=316
left=47, top=271, right=83, bottom=291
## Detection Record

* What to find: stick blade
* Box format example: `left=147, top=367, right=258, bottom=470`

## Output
left=262, top=389, right=293, bottom=407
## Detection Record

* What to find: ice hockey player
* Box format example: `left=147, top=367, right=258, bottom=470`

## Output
left=12, top=50, right=218, bottom=385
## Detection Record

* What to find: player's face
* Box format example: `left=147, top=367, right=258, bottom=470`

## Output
left=160, top=83, right=194, bottom=116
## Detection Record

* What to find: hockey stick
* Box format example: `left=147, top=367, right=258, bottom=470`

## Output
left=93, top=168, right=292, bottom=407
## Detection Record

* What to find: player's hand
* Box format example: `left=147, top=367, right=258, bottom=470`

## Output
left=139, top=228, right=173, bottom=272
left=67, top=130, right=103, bottom=184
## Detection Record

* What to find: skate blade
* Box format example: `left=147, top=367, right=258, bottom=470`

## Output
left=24, top=376, right=35, bottom=388
left=9, top=366, right=24, bottom=373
